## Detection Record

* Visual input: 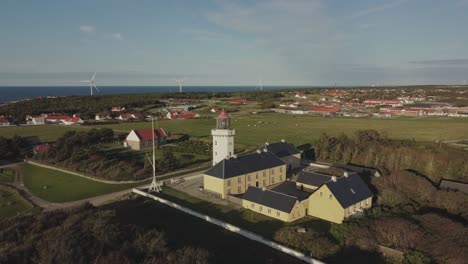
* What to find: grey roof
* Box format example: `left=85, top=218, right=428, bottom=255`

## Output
left=332, top=163, right=380, bottom=177
left=296, top=171, right=332, bottom=187
left=271, top=181, right=312, bottom=201
left=205, top=151, right=285, bottom=179
left=243, top=186, right=298, bottom=213
left=325, top=173, right=373, bottom=208
left=261, top=142, right=300, bottom=158
left=439, top=179, right=468, bottom=194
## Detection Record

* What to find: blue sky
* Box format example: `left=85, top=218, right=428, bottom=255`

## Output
left=1, top=0, right=468, bottom=86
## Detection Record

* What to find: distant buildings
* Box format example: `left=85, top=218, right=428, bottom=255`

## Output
left=230, top=98, right=248, bottom=104
left=0, top=116, right=10, bottom=126
left=295, top=93, right=307, bottom=99
left=166, top=111, right=200, bottom=120
left=111, top=106, right=125, bottom=112
left=117, top=113, right=142, bottom=120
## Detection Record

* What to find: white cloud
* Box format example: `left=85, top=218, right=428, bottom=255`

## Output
left=79, top=25, right=95, bottom=33
left=112, top=32, right=124, bottom=41
left=348, top=0, right=409, bottom=19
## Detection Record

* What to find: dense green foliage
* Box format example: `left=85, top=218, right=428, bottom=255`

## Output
left=314, top=129, right=468, bottom=182
left=0, top=135, right=29, bottom=161
left=0, top=203, right=210, bottom=264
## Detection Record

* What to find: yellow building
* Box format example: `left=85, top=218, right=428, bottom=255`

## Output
left=203, top=149, right=287, bottom=199
left=308, top=173, right=373, bottom=224
left=242, top=187, right=306, bottom=222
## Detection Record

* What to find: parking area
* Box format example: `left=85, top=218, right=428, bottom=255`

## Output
left=167, top=174, right=232, bottom=206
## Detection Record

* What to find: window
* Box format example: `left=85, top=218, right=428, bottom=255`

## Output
left=229, top=152, right=232, bottom=156
left=268, top=209, right=271, bottom=214
left=320, top=192, right=323, bottom=197
left=238, top=177, right=242, bottom=183
left=259, top=206, right=263, bottom=212
left=263, top=171, right=266, bottom=177
left=366, top=199, right=369, bottom=205
left=271, top=177, right=275, bottom=184
left=271, top=169, right=275, bottom=175
left=329, top=194, right=332, bottom=199
left=276, top=212, right=280, bottom=217
left=280, top=176, right=283, bottom=181
left=215, top=141, right=217, bottom=145
left=227, top=180, right=231, bottom=186
left=227, top=189, right=231, bottom=194
left=256, top=173, right=259, bottom=179
left=237, top=186, right=241, bottom=193
left=248, top=175, right=251, bottom=181
left=279, top=167, right=283, bottom=173
left=215, top=152, right=217, bottom=156
left=263, top=179, right=266, bottom=185
left=251, top=203, right=254, bottom=208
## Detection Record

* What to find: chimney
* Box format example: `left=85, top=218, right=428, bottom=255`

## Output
left=344, top=171, right=349, bottom=177
left=331, top=176, right=337, bottom=182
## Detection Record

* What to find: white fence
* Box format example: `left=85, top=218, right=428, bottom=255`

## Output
left=132, top=188, right=324, bottom=264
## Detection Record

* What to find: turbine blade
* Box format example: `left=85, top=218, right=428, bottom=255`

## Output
left=94, top=84, right=101, bottom=93
left=92, top=72, right=96, bottom=81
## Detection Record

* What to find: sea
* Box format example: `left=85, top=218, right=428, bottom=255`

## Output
left=0, top=86, right=322, bottom=103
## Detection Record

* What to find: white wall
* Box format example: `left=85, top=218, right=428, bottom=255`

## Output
left=212, top=128, right=235, bottom=166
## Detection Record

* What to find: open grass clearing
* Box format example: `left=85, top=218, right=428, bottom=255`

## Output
left=22, top=163, right=146, bottom=203
left=0, top=185, right=36, bottom=218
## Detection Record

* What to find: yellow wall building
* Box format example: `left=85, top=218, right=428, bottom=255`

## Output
left=242, top=187, right=306, bottom=222
left=308, top=174, right=373, bottom=224
left=203, top=150, right=287, bottom=199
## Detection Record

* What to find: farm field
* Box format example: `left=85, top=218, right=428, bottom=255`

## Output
left=1, top=114, right=468, bottom=148
left=0, top=185, right=35, bottom=218
left=22, top=163, right=145, bottom=203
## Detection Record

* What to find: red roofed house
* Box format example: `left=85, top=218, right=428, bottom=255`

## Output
left=0, top=116, right=10, bottom=126
left=230, top=98, right=248, bottom=104
left=63, top=116, right=84, bottom=125
left=117, top=113, right=143, bottom=120
left=295, top=93, right=307, bottom=99
left=166, top=111, right=200, bottom=120
left=46, top=115, right=71, bottom=124
left=111, top=106, right=125, bottom=112
left=124, top=128, right=167, bottom=150
left=328, top=89, right=345, bottom=97
left=33, top=144, right=50, bottom=154
left=310, top=106, right=341, bottom=114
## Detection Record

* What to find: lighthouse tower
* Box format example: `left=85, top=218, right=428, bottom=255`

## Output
left=212, top=110, right=235, bottom=166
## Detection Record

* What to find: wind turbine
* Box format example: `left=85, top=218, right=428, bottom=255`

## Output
left=175, top=78, right=184, bottom=93
left=255, top=77, right=263, bottom=91
left=81, top=72, right=101, bottom=95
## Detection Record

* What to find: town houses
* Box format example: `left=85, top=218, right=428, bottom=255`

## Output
left=124, top=127, right=167, bottom=150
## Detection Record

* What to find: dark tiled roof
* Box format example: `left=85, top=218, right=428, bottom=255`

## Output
left=439, top=179, right=468, bottom=194
left=296, top=171, right=332, bottom=187
left=205, top=151, right=285, bottom=179
left=325, top=173, right=373, bottom=208
left=332, top=163, right=380, bottom=177
left=271, top=181, right=312, bottom=201
left=261, top=142, right=300, bottom=158
left=243, top=186, right=298, bottom=213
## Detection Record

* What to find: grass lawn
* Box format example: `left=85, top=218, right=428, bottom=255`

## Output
left=22, top=163, right=147, bottom=203
left=2, top=114, right=468, bottom=148
left=108, top=197, right=304, bottom=264
left=0, top=185, right=36, bottom=218
left=0, top=168, right=15, bottom=182
left=0, top=124, right=84, bottom=142
left=156, top=186, right=330, bottom=239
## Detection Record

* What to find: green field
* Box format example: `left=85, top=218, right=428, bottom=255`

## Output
left=0, top=124, right=85, bottom=142
left=1, top=114, right=468, bottom=148
left=0, top=185, right=35, bottom=218
left=22, top=163, right=146, bottom=203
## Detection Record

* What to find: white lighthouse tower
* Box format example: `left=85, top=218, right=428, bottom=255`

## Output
left=212, top=110, right=235, bottom=166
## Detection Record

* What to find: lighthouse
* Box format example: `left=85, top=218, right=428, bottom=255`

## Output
left=211, top=110, right=235, bottom=166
